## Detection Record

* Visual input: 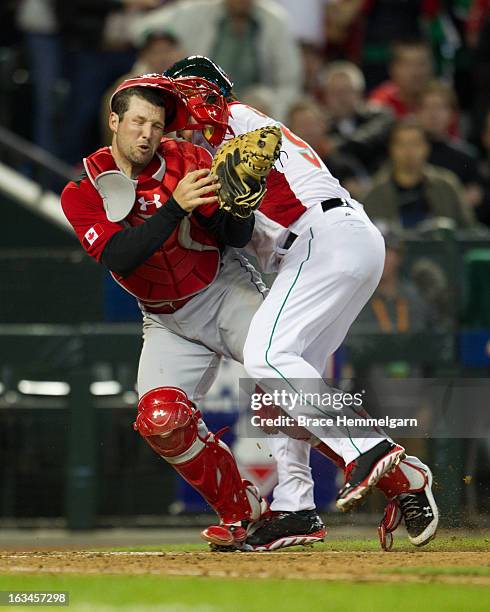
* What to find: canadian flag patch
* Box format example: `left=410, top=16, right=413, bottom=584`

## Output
left=84, top=224, right=103, bottom=247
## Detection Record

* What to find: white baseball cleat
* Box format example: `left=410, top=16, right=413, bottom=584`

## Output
left=378, top=458, right=439, bottom=550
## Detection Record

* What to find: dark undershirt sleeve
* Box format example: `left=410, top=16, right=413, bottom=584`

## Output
left=101, top=197, right=187, bottom=277
left=192, top=208, right=255, bottom=248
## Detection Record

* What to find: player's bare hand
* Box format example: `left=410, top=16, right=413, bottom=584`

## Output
left=173, top=169, right=220, bottom=213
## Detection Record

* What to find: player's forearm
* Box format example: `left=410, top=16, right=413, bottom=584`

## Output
left=101, top=197, right=187, bottom=277
left=193, top=209, right=255, bottom=248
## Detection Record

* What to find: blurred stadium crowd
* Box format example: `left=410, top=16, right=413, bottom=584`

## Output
left=0, top=0, right=489, bottom=231
left=0, top=0, right=489, bottom=332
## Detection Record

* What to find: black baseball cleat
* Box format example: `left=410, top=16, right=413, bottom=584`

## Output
left=243, top=509, right=326, bottom=552
left=378, top=465, right=439, bottom=550
left=398, top=466, right=439, bottom=547
left=336, top=440, right=406, bottom=512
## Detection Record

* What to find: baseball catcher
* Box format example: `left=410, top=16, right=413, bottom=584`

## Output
left=61, top=74, right=270, bottom=549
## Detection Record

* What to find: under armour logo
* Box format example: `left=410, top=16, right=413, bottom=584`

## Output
left=138, top=194, right=162, bottom=212
left=423, top=506, right=433, bottom=517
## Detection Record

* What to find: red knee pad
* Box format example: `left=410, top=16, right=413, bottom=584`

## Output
left=134, top=386, right=265, bottom=525
left=134, top=386, right=200, bottom=459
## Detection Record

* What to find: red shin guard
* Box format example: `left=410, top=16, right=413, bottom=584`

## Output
left=134, top=386, right=263, bottom=524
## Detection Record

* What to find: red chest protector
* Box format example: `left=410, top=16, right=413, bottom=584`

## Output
left=84, top=140, right=220, bottom=314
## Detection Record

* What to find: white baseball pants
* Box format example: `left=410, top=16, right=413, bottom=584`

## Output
left=243, top=202, right=388, bottom=466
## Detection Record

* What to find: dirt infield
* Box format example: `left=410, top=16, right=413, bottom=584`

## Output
left=1, top=549, right=489, bottom=586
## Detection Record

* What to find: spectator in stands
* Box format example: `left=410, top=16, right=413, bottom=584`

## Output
left=410, top=257, right=453, bottom=330
left=466, top=0, right=490, bottom=49
left=476, top=108, right=490, bottom=227
left=240, top=85, right=275, bottom=117
left=56, top=0, right=161, bottom=164
left=369, top=38, right=434, bottom=119
left=287, top=99, right=330, bottom=160
left=130, top=0, right=302, bottom=120
left=469, top=5, right=490, bottom=143
left=17, top=0, right=62, bottom=156
left=100, top=28, right=184, bottom=145
left=326, top=1, right=442, bottom=90
left=300, top=42, right=327, bottom=100
left=274, top=0, right=329, bottom=47
left=327, top=153, right=370, bottom=203
left=417, top=80, right=483, bottom=209
left=287, top=99, right=370, bottom=201
left=273, top=0, right=329, bottom=99
left=319, top=60, right=393, bottom=174
left=363, top=119, right=474, bottom=228
left=354, top=227, right=434, bottom=333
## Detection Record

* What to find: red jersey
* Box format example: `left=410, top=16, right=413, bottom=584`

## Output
left=61, top=139, right=221, bottom=313
left=368, top=81, right=412, bottom=119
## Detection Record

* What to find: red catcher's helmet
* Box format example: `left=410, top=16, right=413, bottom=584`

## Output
left=173, top=76, right=231, bottom=147
left=109, top=73, right=190, bottom=133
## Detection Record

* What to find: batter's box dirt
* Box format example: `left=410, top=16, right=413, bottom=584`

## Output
left=1, top=550, right=489, bottom=586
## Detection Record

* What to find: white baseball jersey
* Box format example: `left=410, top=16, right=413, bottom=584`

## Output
left=225, top=101, right=351, bottom=271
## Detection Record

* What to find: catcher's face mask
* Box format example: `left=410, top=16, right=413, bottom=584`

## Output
left=173, top=77, right=231, bottom=147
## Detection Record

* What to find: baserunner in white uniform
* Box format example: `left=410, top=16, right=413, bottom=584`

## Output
left=167, top=56, right=439, bottom=552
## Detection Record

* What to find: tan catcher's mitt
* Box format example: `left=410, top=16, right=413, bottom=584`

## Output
left=211, top=125, right=282, bottom=218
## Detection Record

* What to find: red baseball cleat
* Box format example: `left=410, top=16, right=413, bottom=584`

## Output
left=336, top=440, right=406, bottom=511
left=201, top=524, right=249, bottom=548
